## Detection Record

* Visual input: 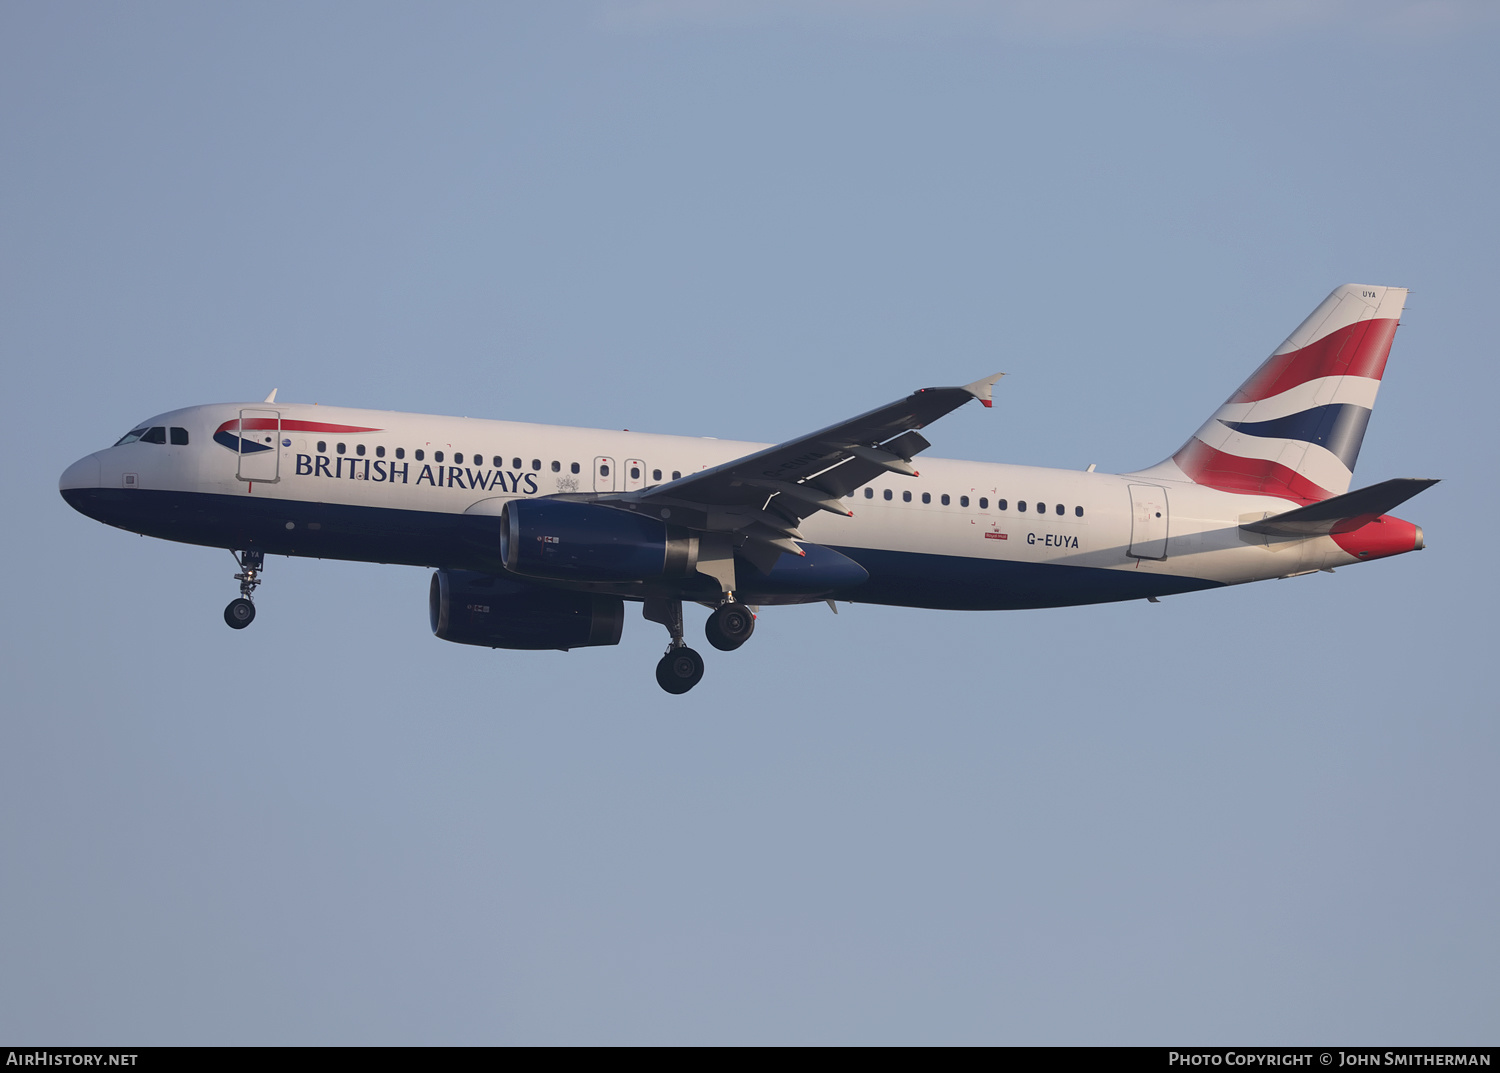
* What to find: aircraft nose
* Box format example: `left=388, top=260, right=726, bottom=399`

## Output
left=60, top=453, right=102, bottom=492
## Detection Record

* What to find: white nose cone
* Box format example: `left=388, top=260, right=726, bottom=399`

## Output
left=60, top=453, right=101, bottom=491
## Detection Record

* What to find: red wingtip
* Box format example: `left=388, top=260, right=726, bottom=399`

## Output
left=981, top=399, right=992, bottom=408
left=913, top=470, right=920, bottom=477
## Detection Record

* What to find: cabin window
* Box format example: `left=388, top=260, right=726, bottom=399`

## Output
left=653, top=469, right=662, bottom=481
left=1075, top=506, right=1084, bottom=517
left=415, top=449, right=424, bottom=461
left=883, top=489, right=892, bottom=501
left=941, top=494, right=950, bottom=506
left=960, top=495, right=969, bottom=507
left=1036, top=502, right=1046, bottom=513
left=532, top=459, right=540, bottom=470
left=600, top=464, right=610, bottom=477
left=998, top=499, right=1008, bottom=511
left=316, top=441, right=327, bottom=453
left=1017, top=501, right=1027, bottom=512
left=902, top=490, right=912, bottom=503
left=979, top=497, right=988, bottom=509
left=630, top=466, right=641, bottom=480
left=435, top=451, right=444, bottom=463
left=922, top=492, right=931, bottom=504
left=395, top=448, right=405, bottom=460
left=453, top=452, right=462, bottom=464
left=672, top=471, right=681, bottom=480
left=512, top=458, right=522, bottom=470
left=375, top=446, right=385, bottom=458
left=551, top=460, right=561, bottom=472
left=336, top=443, right=346, bottom=454
left=865, top=488, right=874, bottom=498
left=1056, top=503, right=1065, bottom=516
left=357, top=444, right=366, bottom=456
left=141, top=427, right=166, bottom=444
left=170, top=427, right=189, bottom=445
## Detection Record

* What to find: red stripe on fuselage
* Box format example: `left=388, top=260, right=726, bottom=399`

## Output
left=1172, top=438, right=1333, bottom=504
left=1229, top=318, right=1398, bottom=403
left=215, top=419, right=383, bottom=434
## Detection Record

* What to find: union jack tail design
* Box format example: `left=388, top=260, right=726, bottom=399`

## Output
left=1143, top=284, right=1408, bottom=503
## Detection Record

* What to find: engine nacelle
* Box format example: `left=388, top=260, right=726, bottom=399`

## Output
left=429, top=570, right=624, bottom=651
left=500, top=499, right=698, bottom=582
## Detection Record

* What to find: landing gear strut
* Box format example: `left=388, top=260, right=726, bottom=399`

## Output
left=705, top=600, right=755, bottom=651
left=224, top=549, right=264, bottom=630
left=644, top=598, right=704, bottom=694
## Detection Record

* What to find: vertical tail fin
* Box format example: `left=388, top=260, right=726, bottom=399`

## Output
left=1139, top=284, right=1408, bottom=503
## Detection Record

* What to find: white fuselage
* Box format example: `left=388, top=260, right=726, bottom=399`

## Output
left=63, top=400, right=1371, bottom=607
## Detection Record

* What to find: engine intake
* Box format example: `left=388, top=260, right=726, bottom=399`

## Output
left=500, top=499, right=698, bottom=582
left=430, top=570, right=624, bottom=651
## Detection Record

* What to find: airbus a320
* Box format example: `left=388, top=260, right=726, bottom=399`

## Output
left=61, top=285, right=1435, bottom=693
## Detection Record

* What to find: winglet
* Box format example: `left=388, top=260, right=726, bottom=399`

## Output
left=264, top=389, right=278, bottom=404
left=963, top=372, right=1005, bottom=408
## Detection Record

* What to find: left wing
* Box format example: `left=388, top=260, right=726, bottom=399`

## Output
left=587, top=373, right=1003, bottom=568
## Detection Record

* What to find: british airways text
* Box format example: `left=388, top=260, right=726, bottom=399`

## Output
left=294, top=454, right=539, bottom=493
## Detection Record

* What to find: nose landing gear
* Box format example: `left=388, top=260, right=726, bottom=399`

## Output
left=224, top=549, right=264, bottom=630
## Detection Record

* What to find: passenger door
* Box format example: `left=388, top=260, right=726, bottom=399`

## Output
left=1127, top=484, right=1169, bottom=560
left=236, top=408, right=280, bottom=483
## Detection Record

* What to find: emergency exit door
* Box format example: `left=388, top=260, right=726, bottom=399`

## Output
left=594, top=456, right=616, bottom=492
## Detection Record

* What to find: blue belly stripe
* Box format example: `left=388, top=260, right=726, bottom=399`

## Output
left=60, top=488, right=1223, bottom=611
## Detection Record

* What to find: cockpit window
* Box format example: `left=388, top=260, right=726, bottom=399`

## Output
left=140, top=427, right=167, bottom=444
left=170, top=427, right=189, bottom=445
left=114, top=427, right=149, bottom=446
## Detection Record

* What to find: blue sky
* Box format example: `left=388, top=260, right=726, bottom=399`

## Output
left=3, top=2, right=1496, bottom=1044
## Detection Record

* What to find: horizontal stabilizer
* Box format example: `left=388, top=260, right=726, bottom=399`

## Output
left=1240, top=477, right=1438, bottom=537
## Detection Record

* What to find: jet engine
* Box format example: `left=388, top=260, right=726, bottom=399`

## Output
left=429, top=570, right=624, bottom=651
left=500, top=499, right=698, bottom=583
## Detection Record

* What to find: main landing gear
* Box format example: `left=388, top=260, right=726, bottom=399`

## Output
left=704, top=600, right=755, bottom=651
left=645, top=598, right=703, bottom=694
left=643, top=596, right=757, bottom=693
left=657, top=646, right=706, bottom=695
left=224, top=549, right=264, bottom=630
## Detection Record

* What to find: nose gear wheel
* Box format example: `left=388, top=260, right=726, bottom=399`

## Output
left=224, top=598, right=255, bottom=629
left=224, top=549, right=265, bottom=630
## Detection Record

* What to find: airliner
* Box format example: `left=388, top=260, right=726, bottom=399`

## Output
left=60, top=284, right=1435, bottom=693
